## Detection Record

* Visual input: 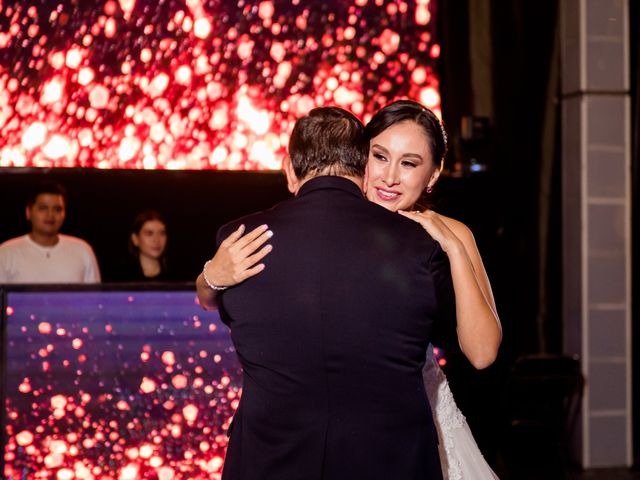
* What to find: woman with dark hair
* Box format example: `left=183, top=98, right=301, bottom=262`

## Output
left=364, top=100, right=500, bottom=479
left=118, top=210, right=171, bottom=281
left=200, top=100, right=501, bottom=479
left=364, top=100, right=501, bottom=367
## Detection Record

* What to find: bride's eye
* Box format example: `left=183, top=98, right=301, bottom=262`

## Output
left=401, top=160, right=417, bottom=168
left=373, top=153, right=387, bottom=161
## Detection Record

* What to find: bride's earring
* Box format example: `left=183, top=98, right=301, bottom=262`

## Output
left=426, top=168, right=440, bottom=194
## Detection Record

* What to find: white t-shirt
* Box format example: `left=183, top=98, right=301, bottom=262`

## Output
left=0, top=234, right=101, bottom=284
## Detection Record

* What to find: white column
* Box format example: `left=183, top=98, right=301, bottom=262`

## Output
left=561, top=0, right=632, bottom=468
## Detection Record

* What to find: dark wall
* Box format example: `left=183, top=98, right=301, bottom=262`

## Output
left=0, top=168, right=291, bottom=281
left=0, top=168, right=503, bottom=281
left=489, top=0, right=561, bottom=356
left=439, top=0, right=561, bottom=358
left=437, top=0, right=562, bottom=468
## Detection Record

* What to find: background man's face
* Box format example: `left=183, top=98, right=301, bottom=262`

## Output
left=26, top=193, right=66, bottom=236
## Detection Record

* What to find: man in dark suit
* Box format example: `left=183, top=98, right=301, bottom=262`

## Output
left=197, top=107, right=455, bottom=480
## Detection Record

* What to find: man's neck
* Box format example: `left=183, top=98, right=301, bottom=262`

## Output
left=295, top=174, right=364, bottom=194
left=29, top=232, right=60, bottom=247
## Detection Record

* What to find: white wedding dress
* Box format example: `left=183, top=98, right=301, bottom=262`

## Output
left=423, top=346, right=499, bottom=480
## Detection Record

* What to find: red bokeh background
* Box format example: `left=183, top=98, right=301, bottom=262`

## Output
left=0, top=0, right=441, bottom=170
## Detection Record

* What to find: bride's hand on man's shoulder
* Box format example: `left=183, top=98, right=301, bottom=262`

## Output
left=205, top=224, right=273, bottom=287
left=397, top=209, right=465, bottom=255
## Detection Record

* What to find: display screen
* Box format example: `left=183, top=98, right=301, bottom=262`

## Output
left=0, top=0, right=441, bottom=170
left=2, top=289, right=240, bottom=480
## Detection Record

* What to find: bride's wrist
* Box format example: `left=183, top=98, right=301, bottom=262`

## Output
left=203, top=259, right=228, bottom=291
left=441, top=238, right=464, bottom=256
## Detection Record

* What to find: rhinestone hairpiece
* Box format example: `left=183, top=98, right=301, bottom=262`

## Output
left=437, top=118, right=448, bottom=152
left=421, top=107, right=448, bottom=154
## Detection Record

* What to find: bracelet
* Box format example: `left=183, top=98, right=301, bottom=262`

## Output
left=202, top=259, right=228, bottom=291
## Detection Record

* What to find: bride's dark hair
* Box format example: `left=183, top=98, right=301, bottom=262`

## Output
left=364, top=99, right=448, bottom=168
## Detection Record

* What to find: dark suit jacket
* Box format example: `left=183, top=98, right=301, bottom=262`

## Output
left=216, top=176, right=456, bottom=480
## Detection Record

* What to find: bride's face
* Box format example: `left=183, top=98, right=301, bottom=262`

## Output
left=365, top=121, right=440, bottom=212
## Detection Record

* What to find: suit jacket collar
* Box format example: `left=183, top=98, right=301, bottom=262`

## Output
left=297, top=175, right=365, bottom=200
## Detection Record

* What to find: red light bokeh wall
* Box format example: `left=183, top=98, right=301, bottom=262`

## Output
left=0, top=0, right=440, bottom=170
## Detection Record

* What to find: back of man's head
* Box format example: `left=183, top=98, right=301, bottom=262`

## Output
left=27, top=182, right=67, bottom=208
left=288, top=106, right=368, bottom=180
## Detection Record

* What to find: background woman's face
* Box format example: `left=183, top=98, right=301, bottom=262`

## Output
left=365, top=121, right=438, bottom=212
left=132, top=219, right=167, bottom=260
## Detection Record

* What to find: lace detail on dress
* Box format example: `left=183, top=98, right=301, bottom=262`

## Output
left=423, top=347, right=499, bottom=479
left=423, top=347, right=465, bottom=480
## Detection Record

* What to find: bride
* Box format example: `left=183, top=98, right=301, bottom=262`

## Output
left=198, top=100, right=502, bottom=479
left=365, top=100, right=501, bottom=479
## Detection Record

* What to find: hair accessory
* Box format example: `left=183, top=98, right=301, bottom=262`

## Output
left=419, top=106, right=448, bottom=155
left=203, top=259, right=228, bottom=291
left=436, top=118, right=448, bottom=151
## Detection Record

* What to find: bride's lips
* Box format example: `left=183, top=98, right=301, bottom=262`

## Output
left=374, top=187, right=401, bottom=202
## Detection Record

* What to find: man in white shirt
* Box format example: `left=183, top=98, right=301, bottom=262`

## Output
left=0, top=182, right=101, bottom=284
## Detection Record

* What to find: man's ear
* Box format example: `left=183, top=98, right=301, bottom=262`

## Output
left=283, top=156, right=300, bottom=194
left=25, top=205, right=31, bottom=222
left=131, top=233, right=140, bottom=247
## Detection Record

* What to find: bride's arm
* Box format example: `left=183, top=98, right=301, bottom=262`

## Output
left=399, top=210, right=502, bottom=369
left=196, top=224, right=273, bottom=310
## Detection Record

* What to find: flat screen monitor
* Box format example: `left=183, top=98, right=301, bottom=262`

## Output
left=2, top=287, right=240, bottom=479
left=0, top=0, right=441, bottom=170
